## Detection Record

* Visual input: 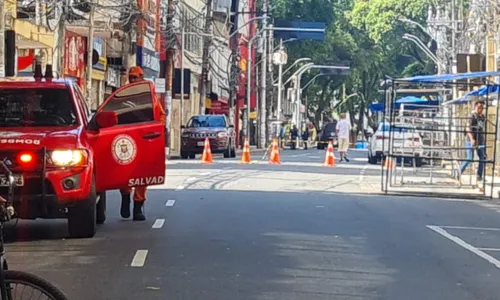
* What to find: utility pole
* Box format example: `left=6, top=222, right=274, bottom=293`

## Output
left=165, top=0, right=176, bottom=154
left=180, top=25, right=185, bottom=134
left=0, top=0, right=5, bottom=78
left=58, top=0, right=69, bottom=78
left=276, top=39, right=284, bottom=137
left=199, top=0, right=214, bottom=115
left=86, top=0, right=95, bottom=105
left=258, top=0, right=268, bottom=148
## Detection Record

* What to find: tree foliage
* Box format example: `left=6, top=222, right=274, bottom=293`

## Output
left=271, top=0, right=436, bottom=135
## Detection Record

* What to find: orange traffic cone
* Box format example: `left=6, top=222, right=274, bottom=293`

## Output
left=324, top=141, right=336, bottom=167
left=269, top=139, right=280, bottom=164
left=201, top=137, right=213, bottom=163
left=383, top=157, right=395, bottom=170
left=241, top=138, right=251, bottom=164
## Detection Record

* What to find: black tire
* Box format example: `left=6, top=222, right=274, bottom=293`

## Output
left=230, top=140, right=236, bottom=158
left=67, top=176, right=97, bottom=238
left=189, top=153, right=195, bottom=159
left=180, top=151, right=188, bottom=159
left=368, top=153, right=377, bottom=164
left=223, top=144, right=230, bottom=158
left=4, top=270, right=68, bottom=300
left=96, top=192, right=106, bottom=225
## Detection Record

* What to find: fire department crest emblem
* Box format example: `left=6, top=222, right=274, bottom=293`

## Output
left=112, top=134, right=137, bottom=165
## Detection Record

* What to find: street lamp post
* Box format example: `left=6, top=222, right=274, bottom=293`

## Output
left=245, top=26, right=325, bottom=143
left=402, top=33, right=446, bottom=73
left=293, top=65, right=351, bottom=141
left=246, top=28, right=266, bottom=141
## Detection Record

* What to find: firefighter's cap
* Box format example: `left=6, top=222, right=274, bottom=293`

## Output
left=129, top=66, right=144, bottom=77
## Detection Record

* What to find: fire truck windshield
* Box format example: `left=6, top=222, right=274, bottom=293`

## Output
left=0, top=88, right=77, bottom=127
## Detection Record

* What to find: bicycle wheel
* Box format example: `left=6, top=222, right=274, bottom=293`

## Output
left=3, top=270, right=68, bottom=300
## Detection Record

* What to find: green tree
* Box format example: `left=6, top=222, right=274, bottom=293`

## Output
left=271, top=0, right=435, bottom=138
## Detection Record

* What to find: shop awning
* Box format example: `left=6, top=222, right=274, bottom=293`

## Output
left=16, top=37, right=51, bottom=49
left=13, top=19, right=54, bottom=49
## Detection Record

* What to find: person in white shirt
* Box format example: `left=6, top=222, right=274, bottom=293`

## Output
left=336, top=113, right=352, bottom=162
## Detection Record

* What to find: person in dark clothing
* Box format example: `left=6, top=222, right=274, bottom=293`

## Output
left=302, top=125, right=309, bottom=150
left=290, top=125, right=299, bottom=149
left=460, top=101, right=486, bottom=182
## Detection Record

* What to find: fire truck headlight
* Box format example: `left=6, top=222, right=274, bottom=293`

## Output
left=51, top=150, right=86, bottom=166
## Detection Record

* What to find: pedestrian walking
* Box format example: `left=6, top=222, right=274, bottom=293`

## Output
left=290, top=124, right=299, bottom=150
left=336, top=113, right=351, bottom=162
left=302, top=123, right=309, bottom=150
left=459, top=100, right=486, bottom=183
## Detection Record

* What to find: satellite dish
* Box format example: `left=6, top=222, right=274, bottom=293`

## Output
left=84, top=49, right=100, bottom=65
left=92, top=49, right=99, bottom=65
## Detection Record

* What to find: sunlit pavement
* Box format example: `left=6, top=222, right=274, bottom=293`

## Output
left=5, top=148, right=500, bottom=299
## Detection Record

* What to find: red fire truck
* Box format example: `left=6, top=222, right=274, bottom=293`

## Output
left=0, top=65, right=166, bottom=238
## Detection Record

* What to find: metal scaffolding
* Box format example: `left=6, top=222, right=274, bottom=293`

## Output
left=381, top=72, right=500, bottom=200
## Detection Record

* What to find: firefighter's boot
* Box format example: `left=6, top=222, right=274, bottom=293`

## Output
left=133, top=201, right=146, bottom=221
left=120, top=194, right=131, bottom=218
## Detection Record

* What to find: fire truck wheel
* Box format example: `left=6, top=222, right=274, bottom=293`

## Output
left=67, top=176, right=97, bottom=238
left=96, top=192, right=107, bottom=225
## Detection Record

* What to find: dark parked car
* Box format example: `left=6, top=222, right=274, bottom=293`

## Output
left=180, top=114, right=236, bottom=159
left=317, top=121, right=338, bottom=149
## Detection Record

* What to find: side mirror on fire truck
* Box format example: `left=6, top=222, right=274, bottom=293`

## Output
left=95, top=111, right=118, bottom=128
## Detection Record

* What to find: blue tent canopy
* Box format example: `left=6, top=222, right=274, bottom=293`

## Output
left=397, top=71, right=500, bottom=83
left=443, top=85, right=500, bottom=105
left=465, top=85, right=500, bottom=97
left=369, top=96, right=440, bottom=112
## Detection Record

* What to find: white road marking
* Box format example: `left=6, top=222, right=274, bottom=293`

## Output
left=316, top=205, right=325, bottom=208
left=152, top=219, right=165, bottom=229
left=353, top=158, right=367, bottom=162
left=427, top=225, right=500, bottom=269
left=200, top=172, right=211, bottom=176
left=165, top=200, right=176, bottom=207
left=359, top=165, right=369, bottom=181
left=439, top=225, right=500, bottom=231
left=477, top=248, right=500, bottom=252
left=131, top=250, right=148, bottom=267
left=175, top=186, right=185, bottom=191
left=185, top=177, right=197, bottom=182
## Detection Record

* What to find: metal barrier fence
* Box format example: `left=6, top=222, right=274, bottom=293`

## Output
left=381, top=74, right=500, bottom=200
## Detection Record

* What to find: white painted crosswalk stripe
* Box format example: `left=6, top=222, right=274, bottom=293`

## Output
left=130, top=250, right=148, bottom=267
left=152, top=219, right=165, bottom=229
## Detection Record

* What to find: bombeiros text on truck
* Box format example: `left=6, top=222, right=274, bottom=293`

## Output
left=0, top=61, right=167, bottom=238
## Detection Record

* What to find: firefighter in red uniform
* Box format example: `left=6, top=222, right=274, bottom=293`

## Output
left=120, top=66, right=148, bottom=221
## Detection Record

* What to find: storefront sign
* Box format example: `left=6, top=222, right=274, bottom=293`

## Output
left=106, top=67, right=120, bottom=88
left=155, top=78, right=165, bottom=93
left=143, top=50, right=160, bottom=73
left=92, top=37, right=106, bottom=72
left=64, top=31, right=86, bottom=78
left=136, top=46, right=160, bottom=78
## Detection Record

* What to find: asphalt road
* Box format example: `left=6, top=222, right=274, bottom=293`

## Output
left=6, top=148, right=500, bottom=299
